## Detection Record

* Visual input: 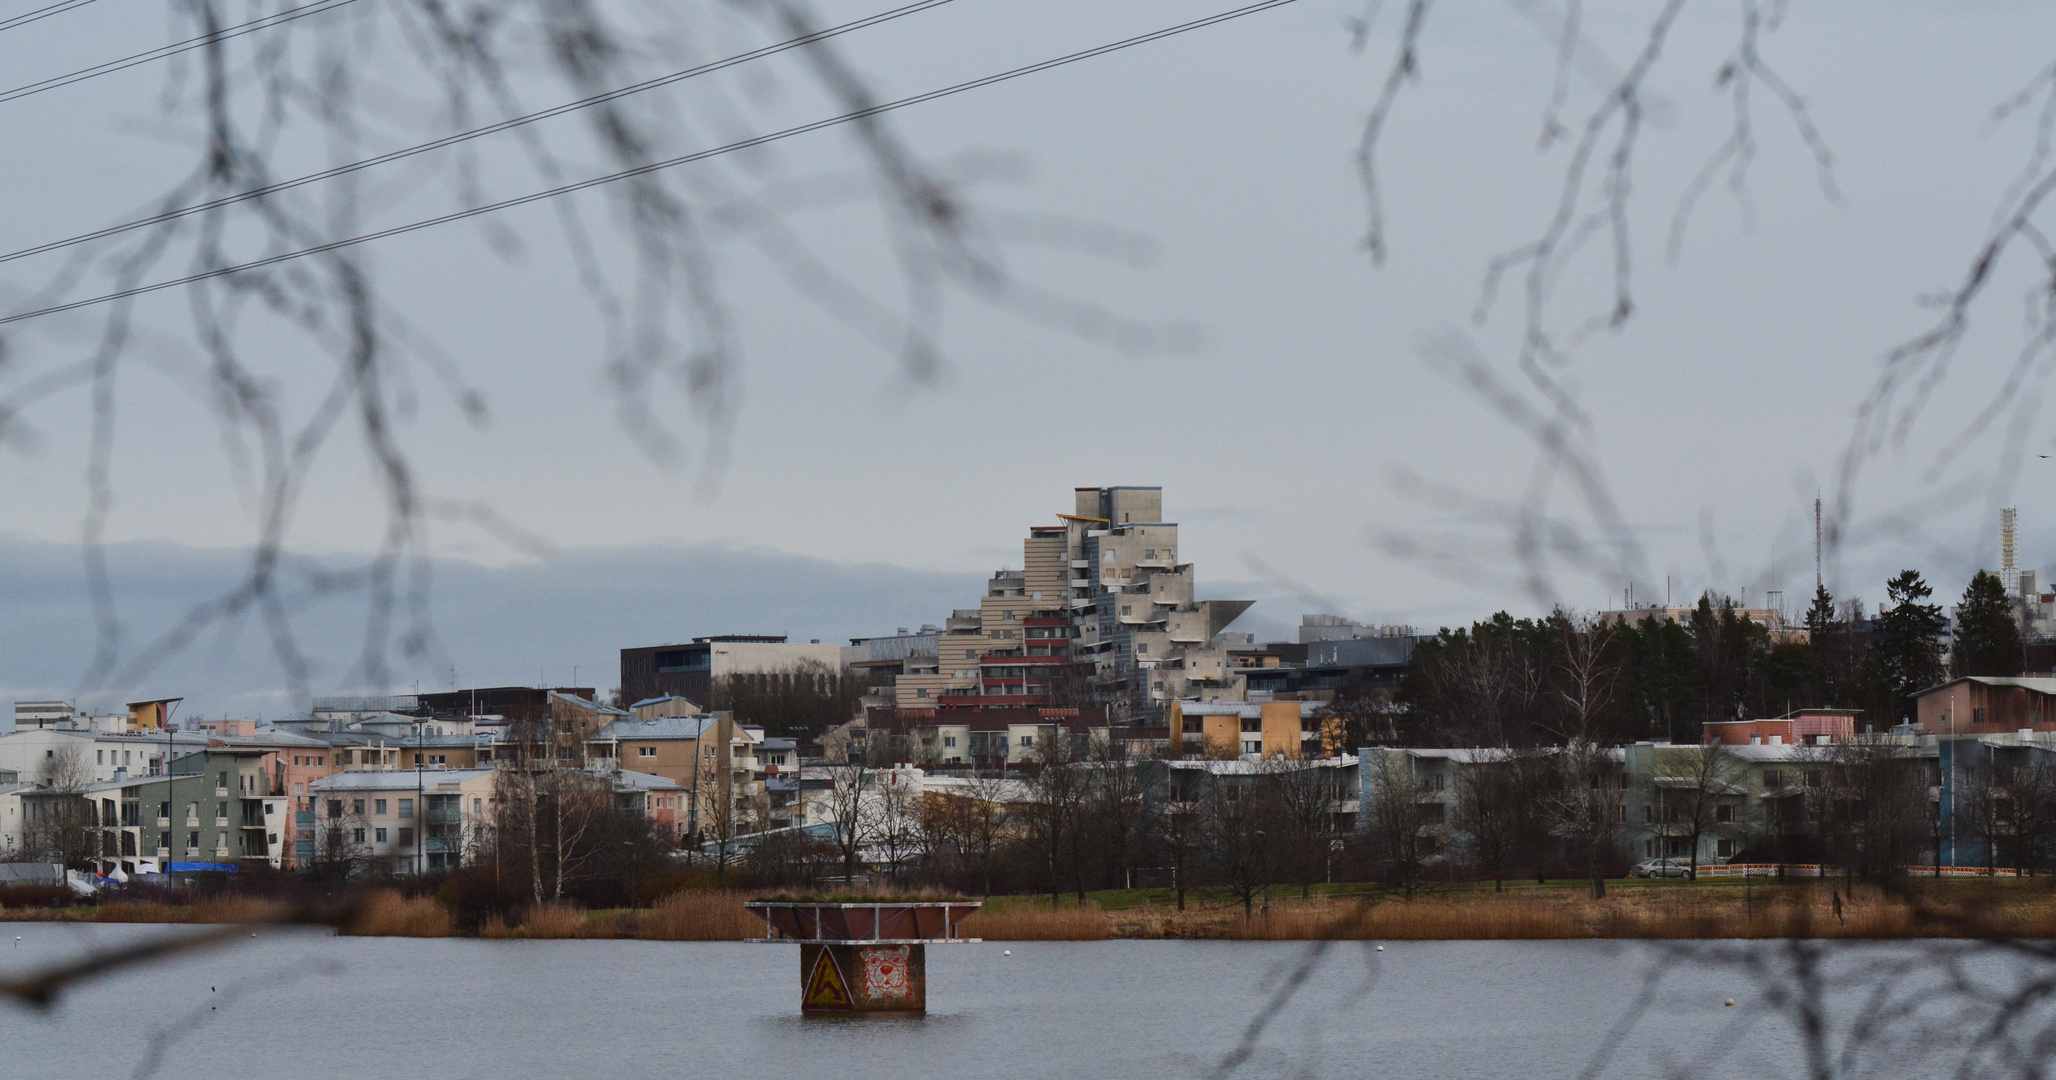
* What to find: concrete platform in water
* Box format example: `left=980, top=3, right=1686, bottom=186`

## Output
left=744, top=900, right=982, bottom=1015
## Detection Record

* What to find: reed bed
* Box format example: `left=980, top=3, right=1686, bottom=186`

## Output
left=963, top=902, right=1112, bottom=941
left=24, top=881, right=2056, bottom=942
left=479, top=902, right=597, bottom=940
left=340, top=890, right=452, bottom=937
left=633, top=890, right=762, bottom=941
left=1103, top=883, right=2056, bottom=941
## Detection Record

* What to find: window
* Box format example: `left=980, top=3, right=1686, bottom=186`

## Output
left=1974, top=707, right=1989, bottom=725
left=217, top=771, right=229, bottom=789
left=375, top=828, right=388, bottom=843
left=215, top=802, right=227, bottom=821
left=1020, top=735, right=1035, bottom=747
left=375, top=799, right=388, bottom=815
left=398, top=799, right=414, bottom=819
left=943, top=736, right=957, bottom=748
left=158, top=801, right=170, bottom=821
left=638, top=746, right=657, bottom=758
left=1137, top=643, right=1149, bottom=655
left=917, top=689, right=929, bottom=698
left=473, top=798, right=483, bottom=814
left=353, top=827, right=366, bottom=844
left=97, top=749, right=104, bottom=765
left=398, top=828, right=414, bottom=846
left=1183, top=719, right=1202, bottom=735
left=186, top=831, right=199, bottom=851
left=1145, top=549, right=1155, bottom=559
left=1241, top=717, right=1261, bottom=733
left=1121, top=605, right=1132, bottom=616
left=1242, top=740, right=1261, bottom=755
left=1763, top=771, right=1784, bottom=789
left=1716, top=805, right=1733, bottom=823
left=327, top=800, right=344, bottom=819
left=352, top=799, right=366, bottom=816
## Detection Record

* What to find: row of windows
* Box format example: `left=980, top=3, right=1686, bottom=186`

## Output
left=327, top=797, right=416, bottom=819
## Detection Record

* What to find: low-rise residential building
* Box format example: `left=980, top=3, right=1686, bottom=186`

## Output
left=584, top=713, right=763, bottom=838
left=1917, top=676, right=2056, bottom=736
left=1703, top=709, right=1858, bottom=747
left=82, top=749, right=288, bottom=877
left=0, top=727, right=208, bottom=785
left=1168, top=701, right=1330, bottom=760
left=1149, top=756, right=1360, bottom=834
left=305, top=768, right=496, bottom=875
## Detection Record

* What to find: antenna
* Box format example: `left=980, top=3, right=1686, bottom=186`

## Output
left=2003, top=507, right=2021, bottom=595
left=1814, top=495, right=1823, bottom=592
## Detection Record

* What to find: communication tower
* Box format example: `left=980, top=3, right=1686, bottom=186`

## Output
left=2004, top=507, right=2021, bottom=596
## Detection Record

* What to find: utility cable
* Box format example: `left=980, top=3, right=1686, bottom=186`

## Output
left=0, top=0, right=1302, bottom=328
left=0, top=0, right=358, bottom=107
left=0, top=0, right=961, bottom=268
left=0, top=0, right=101, bottom=35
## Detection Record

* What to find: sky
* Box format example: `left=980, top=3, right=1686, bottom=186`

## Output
left=4, top=0, right=2056, bottom=714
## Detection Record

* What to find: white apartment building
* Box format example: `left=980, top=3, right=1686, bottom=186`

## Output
left=0, top=728, right=208, bottom=786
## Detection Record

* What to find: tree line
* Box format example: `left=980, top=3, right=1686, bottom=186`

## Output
left=1398, top=570, right=2027, bottom=747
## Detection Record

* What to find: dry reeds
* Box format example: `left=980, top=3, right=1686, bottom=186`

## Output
left=90, top=901, right=180, bottom=923
left=341, top=890, right=453, bottom=937
left=963, top=902, right=1111, bottom=941
left=1102, top=882, right=2056, bottom=941
left=635, top=891, right=760, bottom=941
left=479, top=902, right=597, bottom=940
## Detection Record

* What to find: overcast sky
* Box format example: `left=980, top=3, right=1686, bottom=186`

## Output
left=4, top=0, right=2056, bottom=715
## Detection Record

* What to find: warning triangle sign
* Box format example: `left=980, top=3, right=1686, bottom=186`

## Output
left=803, top=949, right=853, bottom=1010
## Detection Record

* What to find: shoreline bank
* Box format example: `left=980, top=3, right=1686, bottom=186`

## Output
left=7, top=881, right=2053, bottom=941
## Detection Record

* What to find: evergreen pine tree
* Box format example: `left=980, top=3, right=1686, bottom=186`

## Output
left=1951, top=570, right=2025, bottom=678
left=1804, top=583, right=1835, bottom=638
left=1867, top=570, right=1947, bottom=724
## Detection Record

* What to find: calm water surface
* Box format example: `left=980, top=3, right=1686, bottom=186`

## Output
left=0, top=922, right=1977, bottom=1079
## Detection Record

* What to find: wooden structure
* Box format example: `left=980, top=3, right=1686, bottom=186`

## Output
left=744, top=900, right=981, bottom=1015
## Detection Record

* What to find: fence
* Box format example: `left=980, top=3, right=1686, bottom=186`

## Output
left=1695, top=863, right=2040, bottom=879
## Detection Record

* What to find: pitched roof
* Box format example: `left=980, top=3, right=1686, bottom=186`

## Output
left=1919, top=676, right=2056, bottom=696
left=608, top=768, right=685, bottom=791
left=594, top=717, right=721, bottom=741
left=629, top=694, right=702, bottom=710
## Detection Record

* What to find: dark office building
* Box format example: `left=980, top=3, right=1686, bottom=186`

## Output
left=618, top=635, right=801, bottom=708
left=417, top=686, right=595, bottom=722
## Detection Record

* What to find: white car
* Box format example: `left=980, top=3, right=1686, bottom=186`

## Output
left=1632, top=858, right=1694, bottom=879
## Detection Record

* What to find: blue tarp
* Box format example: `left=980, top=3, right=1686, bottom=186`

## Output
left=166, top=862, right=239, bottom=873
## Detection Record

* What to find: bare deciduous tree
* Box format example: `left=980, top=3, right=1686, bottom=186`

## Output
left=1648, top=744, right=1750, bottom=880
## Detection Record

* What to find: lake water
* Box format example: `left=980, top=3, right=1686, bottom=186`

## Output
left=0, top=923, right=2022, bottom=1079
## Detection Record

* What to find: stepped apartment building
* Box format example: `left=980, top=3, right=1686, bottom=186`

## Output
left=890, top=486, right=1253, bottom=721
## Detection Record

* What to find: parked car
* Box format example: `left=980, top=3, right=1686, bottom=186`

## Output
left=1632, top=858, right=1694, bottom=878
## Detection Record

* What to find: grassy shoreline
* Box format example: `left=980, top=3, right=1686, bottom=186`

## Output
left=8, top=880, right=2055, bottom=941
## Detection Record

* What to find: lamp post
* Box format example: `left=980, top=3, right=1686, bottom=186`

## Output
left=414, top=716, right=425, bottom=878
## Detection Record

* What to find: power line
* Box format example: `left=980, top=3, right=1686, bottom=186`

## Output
left=0, top=0, right=100, bottom=35
left=0, top=0, right=358, bottom=107
left=0, top=0, right=962, bottom=268
left=0, top=0, right=1303, bottom=329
